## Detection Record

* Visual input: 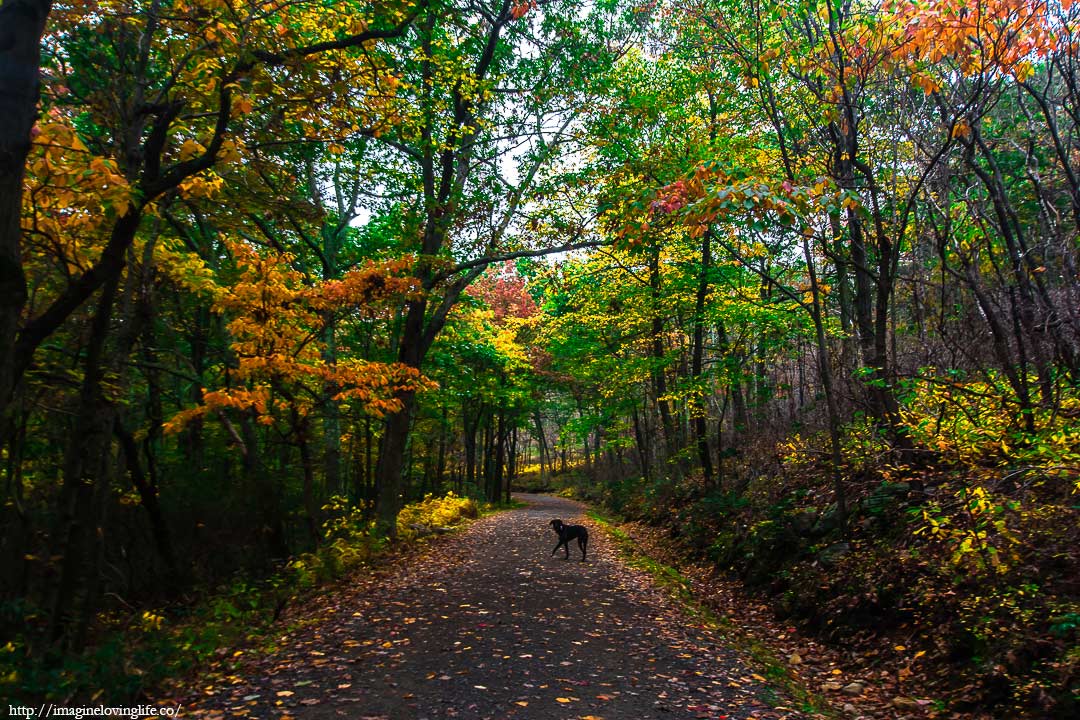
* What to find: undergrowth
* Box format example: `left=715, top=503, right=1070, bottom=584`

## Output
left=564, top=389, right=1080, bottom=718
left=0, top=491, right=484, bottom=703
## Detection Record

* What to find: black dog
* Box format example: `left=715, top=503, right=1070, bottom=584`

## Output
left=550, top=518, right=588, bottom=562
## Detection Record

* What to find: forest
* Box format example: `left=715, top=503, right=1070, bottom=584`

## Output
left=0, top=0, right=1078, bottom=717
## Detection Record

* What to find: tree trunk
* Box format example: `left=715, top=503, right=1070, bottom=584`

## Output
left=631, top=405, right=651, bottom=480
left=47, top=273, right=122, bottom=651
left=506, top=425, right=517, bottom=504
left=464, top=403, right=480, bottom=487
left=114, top=420, right=179, bottom=578
left=296, top=416, right=322, bottom=548
left=375, top=389, right=416, bottom=538
left=533, top=408, right=548, bottom=480
left=691, top=229, right=714, bottom=484
left=648, top=249, right=675, bottom=457
left=239, top=411, right=287, bottom=557
left=0, top=0, right=51, bottom=425
left=717, top=322, right=749, bottom=436
left=493, top=409, right=506, bottom=504
left=436, top=404, right=448, bottom=489
left=803, top=235, right=846, bottom=522
left=321, top=314, right=343, bottom=497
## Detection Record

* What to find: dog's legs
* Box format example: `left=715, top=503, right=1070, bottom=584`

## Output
left=552, top=540, right=565, bottom=557
left=578, top=536, right=587, bottom=562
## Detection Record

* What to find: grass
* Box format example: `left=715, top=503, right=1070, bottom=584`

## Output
left=586, top=508, right=836, bottom=718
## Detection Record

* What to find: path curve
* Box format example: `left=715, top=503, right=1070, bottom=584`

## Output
left=184, top=494, right=804, bottom=719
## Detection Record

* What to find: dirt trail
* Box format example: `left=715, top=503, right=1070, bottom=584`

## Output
left=183, top=494, right=805, bottom=719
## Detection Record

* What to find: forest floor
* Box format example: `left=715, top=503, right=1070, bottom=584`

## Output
left=170, top=493, right=811, bottom=719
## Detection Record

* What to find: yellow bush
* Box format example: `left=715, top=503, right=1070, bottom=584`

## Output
left=396, top=492, right=478, bottom=540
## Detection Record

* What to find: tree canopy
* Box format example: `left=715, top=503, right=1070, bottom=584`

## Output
left=1, top=0, right=1078, bottom=715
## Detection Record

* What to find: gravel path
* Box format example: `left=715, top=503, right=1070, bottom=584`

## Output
left=184, top=494, right=805, bottom=719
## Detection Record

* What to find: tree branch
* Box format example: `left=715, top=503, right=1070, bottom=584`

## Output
left=431, top=238, right=609, bottom=284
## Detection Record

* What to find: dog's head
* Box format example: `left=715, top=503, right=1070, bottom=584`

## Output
left=550, top=518, right=564, bottom=532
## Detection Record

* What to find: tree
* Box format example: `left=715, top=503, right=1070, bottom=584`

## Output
left=12, top=0, right=421, bottom=652
left=0, top=0, right=52, bottom=428
left=363, top=0, right=640, bottom=535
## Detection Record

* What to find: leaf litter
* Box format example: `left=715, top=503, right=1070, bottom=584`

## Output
left=169, top=494, right=807, bottom=719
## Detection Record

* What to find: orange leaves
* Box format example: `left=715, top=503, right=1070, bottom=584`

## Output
left=636, top=161, right=841, bottom=245
left=230, top=95, right=255, bottom=118
left=163, top=242, right=430, bottom=436
left=771, top=0, right=1058, bottom=104
left=162, top=387, right=271, bottom=434
left=510, top=1, right=537, bottom=20
left=893, top=0, right=1058, bottom=81
left=331, top=360, right=434, bottom=415
left=310, top=258, right=422, bottom=312
left=950, top=118, right=971, bottom=139
left=909, top=72, right=941, bottom=95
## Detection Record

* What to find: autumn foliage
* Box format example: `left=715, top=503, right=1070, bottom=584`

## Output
left=1, top=0, right=1078, bottom=715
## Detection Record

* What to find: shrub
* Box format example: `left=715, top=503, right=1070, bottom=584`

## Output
left=396, top=492, right=478, bottom=540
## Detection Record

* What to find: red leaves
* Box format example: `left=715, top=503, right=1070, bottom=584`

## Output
left=469, top=261, right=539, bottom=320
left=650, top=179, right=688, bottom=215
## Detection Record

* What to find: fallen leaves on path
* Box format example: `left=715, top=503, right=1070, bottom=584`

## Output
left=167, top=495, right=809, bottom=719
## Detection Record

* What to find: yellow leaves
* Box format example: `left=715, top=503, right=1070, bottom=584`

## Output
left=218, top=138, right=244, bottom=164
left=179, top=172, right=225, bottom=199
left=1012, top=61, right=1034, bottom=83
left=139, top=611, right=165, bottom=632
left=153, top=239, right=223, bottom=300
left=179, top=138, right=204, bottom=161
left=22, top=120, right=134, bottom=279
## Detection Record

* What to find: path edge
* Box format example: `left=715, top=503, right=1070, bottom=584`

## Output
left=586, top=507, right=837, bottom=720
